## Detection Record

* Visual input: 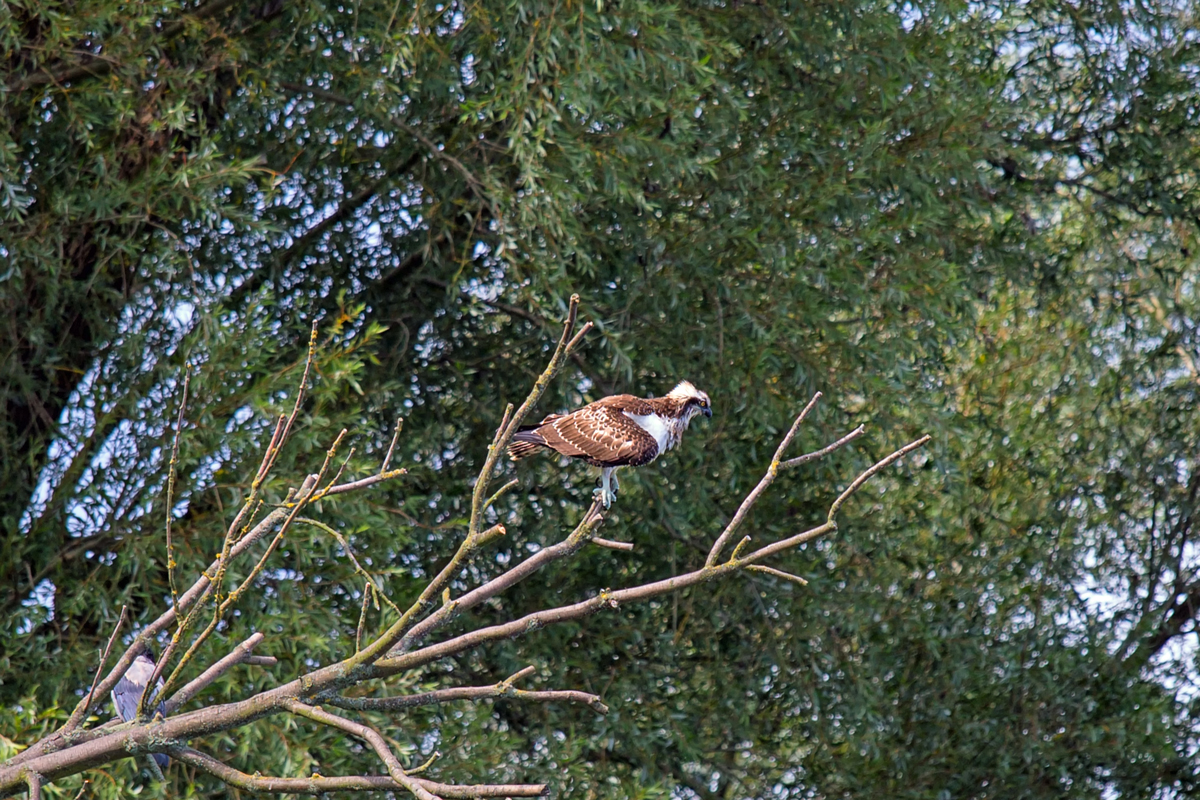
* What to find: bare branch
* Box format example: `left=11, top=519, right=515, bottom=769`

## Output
left=707, top=392, right=823, bottom=567
left=165, top=370, right=191, bottom=612
left=389, top=499, right=606, bottom=656
left=483, top=478, right=519, bottom=515
left=261, top=322, right=320, bottom=482
left=322, top=468, right=408, bottom=497
left=164, top=632, right=267, bottom=714
left=469, top=294, right=590, bottom=539
left=382, top=417, right=404, bottom=472
left=826, top=435, right=931, bottom=523
left=159, top=444, right=337, bottom=705
left=325, top=666, right=608, bottom=715
left=168, top=746, right=547, bottom=797
left=313, top=445, right=356, bottom=501
left=63, top=605, right=126, bottom=734
left=378, top=437, right=930, bottom=677
left=746, top=564, right=809, bottom=587
left=242, top=655, right=277, bottom=666
left=356, top=583, right=374, bottom=653
left=24, top=772, right=40, bottom=800
left=283, top=700, right=440, bottom=800
left=780, top=424, right=866, bottom=469
left=591, top=536, right=634, bottom=552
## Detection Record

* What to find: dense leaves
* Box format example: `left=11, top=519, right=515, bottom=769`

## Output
left=4, top=0, right=1200, bottom=797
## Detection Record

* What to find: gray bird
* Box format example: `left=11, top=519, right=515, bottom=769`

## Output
left=110, top=649, right=169, bottom=770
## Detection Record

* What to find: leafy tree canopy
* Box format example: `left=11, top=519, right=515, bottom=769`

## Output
left=3, top=0, right=1200, bottom=796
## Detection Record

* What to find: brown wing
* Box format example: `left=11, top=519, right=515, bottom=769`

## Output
left=534, top=398, right=658, bottom=467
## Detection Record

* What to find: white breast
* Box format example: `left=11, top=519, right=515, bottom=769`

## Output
left=625, top=412, right=678, bottom=458
left=126, top=655, right=157, bottom=687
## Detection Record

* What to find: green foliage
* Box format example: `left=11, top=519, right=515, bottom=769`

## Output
left=4, top=0, right=1200, bottom=797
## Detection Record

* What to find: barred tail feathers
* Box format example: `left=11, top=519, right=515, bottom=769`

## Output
left=508, top=428, right=548, bottom=461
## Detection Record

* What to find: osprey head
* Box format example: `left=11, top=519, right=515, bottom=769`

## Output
left=666, top=380, right=713, bottom=420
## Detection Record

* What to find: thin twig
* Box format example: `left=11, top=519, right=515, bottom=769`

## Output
left=591, top=537, right=634, bottom=552
left=780, top=425, right=866, bottom=469
left=382, top=418, right=404, bottom=472
left=482, top=479, right=519, bottom=515
left=242, top=655, right=277, bottom=667
left=297, top=517, right=402, bottom=616
left=64, top=605, right=126, bottom=733
left=312, top=446, right=356, bottom=501
left=405, top=751, right=440, bottom=776
left=322, top=469, right=407, bottom=497
left=826, top=436, right=931, bottom=522
left=165, top=371, right=191, bottom=609
left=706, top=392, right=823, bottom=567
left=468, top=294, right=589, bottom=539
left=356, top=584, right=373, bottom=654
left=325, top=666, right=608, bottom=715
left=746, top=564, right=808, bottom=587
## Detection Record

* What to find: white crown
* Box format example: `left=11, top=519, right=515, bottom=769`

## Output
left=666, top=380, right=706, bottom=401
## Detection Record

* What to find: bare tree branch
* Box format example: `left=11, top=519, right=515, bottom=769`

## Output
left=165, top=371, right=190, bottom=610
left=24, top=772, right=40, bottom=800
left=164, top=632, right=270, bottom=714
left=63, top=605, right=126, bottom=735
left=591, top=536, right=635, bottom=552
left=0, top=316, right=929, bottom=800
left=283, top=699, right=440, bottom=800
left=746, top=564, right=809, bottom=587
left=168, top=746, right=547, bottom=797
left=707, top=392, right=823, bottom=566
left=325, top=666, right=608, bottom=715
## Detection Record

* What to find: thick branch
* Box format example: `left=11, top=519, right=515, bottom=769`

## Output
left=169, top=746, right=547, bottom=797
left=378, top=437, right=929, bottom=677
left=0, top=375, right=926, bottom=799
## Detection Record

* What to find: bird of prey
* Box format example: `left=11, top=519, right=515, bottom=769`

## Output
left=111, top=649, right=170, bottom=770
left=508, top=380, right=712, bottom=507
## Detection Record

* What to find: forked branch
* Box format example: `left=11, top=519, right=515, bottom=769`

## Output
left=0, top=308, right=929, bottom=800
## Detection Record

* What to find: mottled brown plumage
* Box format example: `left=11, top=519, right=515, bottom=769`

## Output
left=508, top=381, right=712, bottom=507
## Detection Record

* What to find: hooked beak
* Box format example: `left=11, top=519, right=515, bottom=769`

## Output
left=702, top=406, right=712, bottom=419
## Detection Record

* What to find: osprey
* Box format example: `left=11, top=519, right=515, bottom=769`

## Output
left=508, top=380, right=712, bottom=507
